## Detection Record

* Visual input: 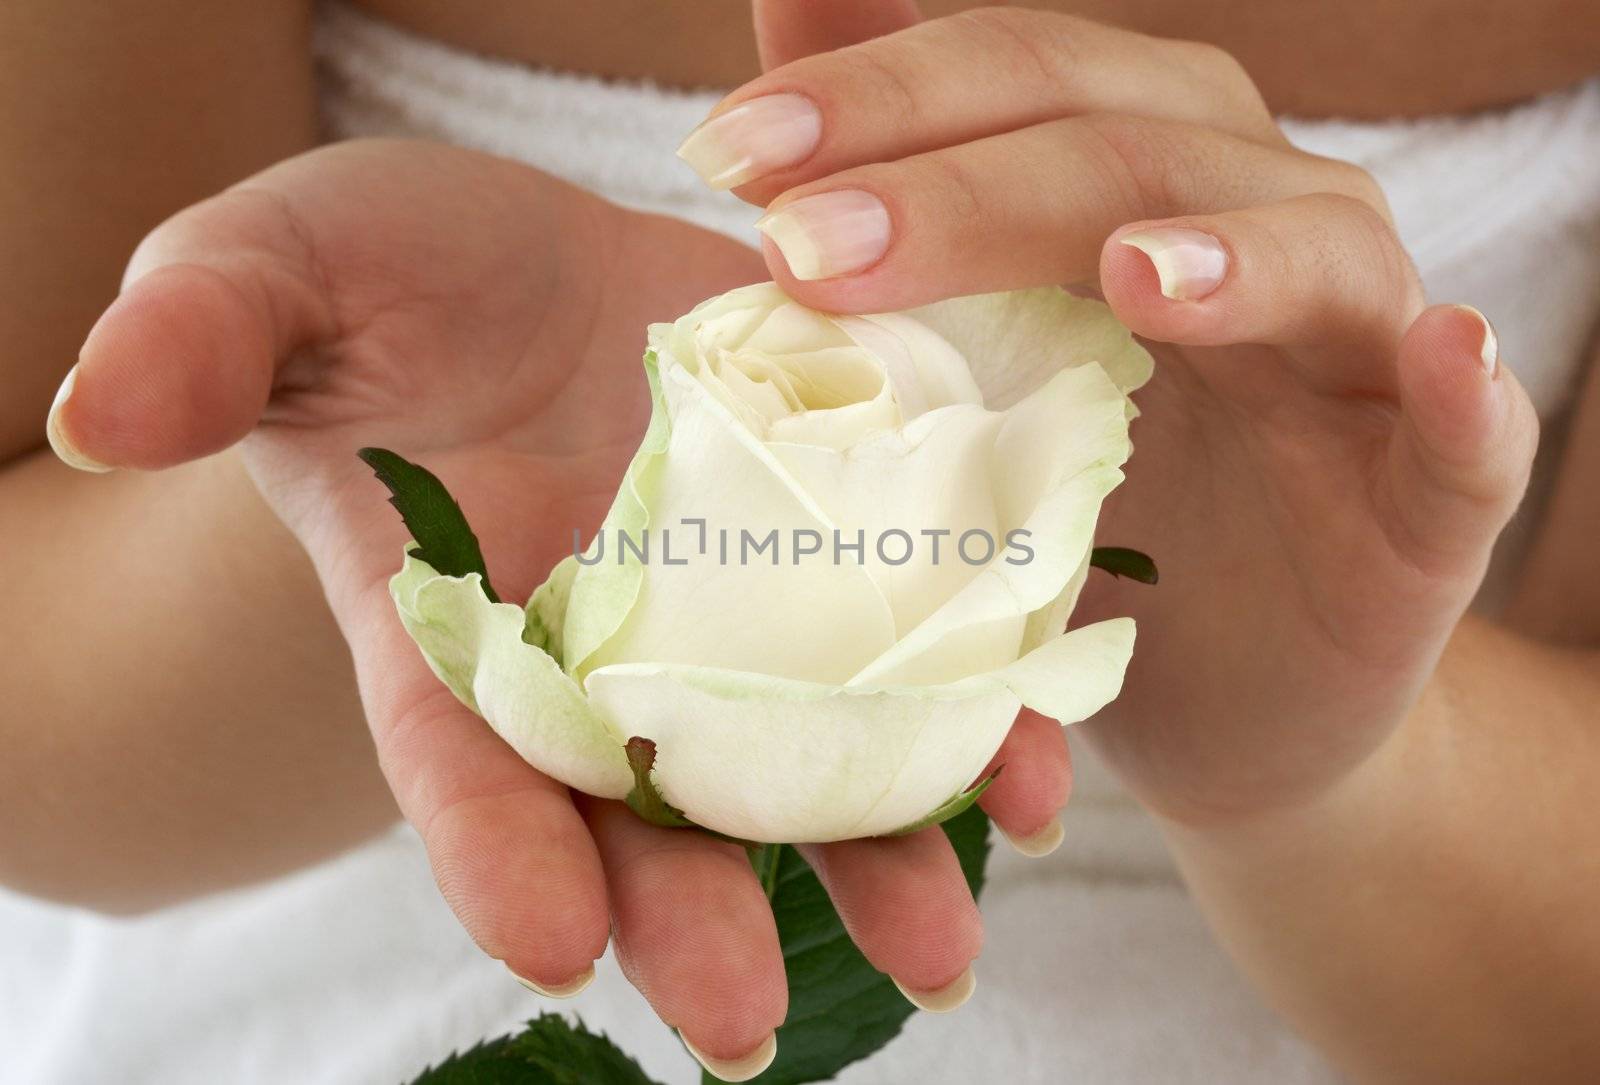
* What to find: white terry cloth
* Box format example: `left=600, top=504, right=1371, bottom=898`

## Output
left=4, top=5, right=1598, bottom=1083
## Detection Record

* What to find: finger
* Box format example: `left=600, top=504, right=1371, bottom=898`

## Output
left=798, top=829, right=983, bottom=1011
left=1099, top=192, right=1423, bottom=385
left=583, top=801, right=786, bottom=1083
left=46, top=186, right=336, bottom=472
left=352, top=585, right=612, bottom=995
left=750, top=114, right=1376, bottom=312
left=1383, top=304, right=1540, bottom=575
left=753, top=0, right=921, bottom=71
left=681, top=9, right=1277, bottom=200
left=977, top=709, right=1073, bottom=858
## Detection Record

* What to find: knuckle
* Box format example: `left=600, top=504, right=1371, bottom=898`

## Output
left=1320, top=158, right=1392, bottom=218
left=1172, top=40, right=1278, bottom=136
left=946, top=7, right=1088, bottom=96
left=1073, top=113, right=1196, bottom=219
left=1329, top=191, right=1420, bottom=303
left=908, top=151, right=990, bottom=244
left=837, top=43, right=925, bottom=131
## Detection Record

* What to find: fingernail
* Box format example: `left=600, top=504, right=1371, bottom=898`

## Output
left=1119, top=228, right=1228, bottom=301
left=508, top=962, right=596, bottom=999
left=680, top=1031, right=778, bottom=1083
left=1453, top=304, right=1498, bottom=377
left=892, top=964, right=976, bottom=1013
left=677, top=93, right=823, bottom=189
left=999, top=816, right=1065, bottom=858
left=46, top=365, right=112, bottom=473
left=756, top=190, right=891, bottom=281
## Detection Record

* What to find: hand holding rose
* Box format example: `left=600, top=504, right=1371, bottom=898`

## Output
left=700, top=2, right=1539, bottom=825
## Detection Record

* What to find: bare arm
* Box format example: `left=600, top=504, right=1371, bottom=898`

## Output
left=0, top=0, right=394, bottom=912
left=1162, top=358, right=1600, bottom=1082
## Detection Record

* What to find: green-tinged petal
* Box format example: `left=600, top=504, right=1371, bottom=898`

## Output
left=580, top=617, right=1132, bottom=842
left=581, top=361, right=898, bottom=686
left=392, top=550, right=633, bottom=800
left=523, top=554, right=579, bottom=664
left=999, top=617, right=1136, bottom=724
left=886, top=770, right=998, bottom=836
left=910, top=287, right=1154, bottom=412
left=561, top=351, right=671, bottom=678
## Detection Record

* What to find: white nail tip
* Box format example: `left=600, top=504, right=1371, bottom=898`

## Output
left=1119, top=229, right=1227, bottom=301
left=1453, top=304, right=1498, bottom=376
left=45, top=366, right=112, bottom=473
left=893, top=965, right=977, bottom=1013
left=509, top=962, right=596, bottom=999
left=681, top=1031, right=778, bottom=1082
left=755, top=190, right=891, bottom=281
left=1000, top=817, right=1065, bottom=858
left=676, top=94, right=822, bottom=190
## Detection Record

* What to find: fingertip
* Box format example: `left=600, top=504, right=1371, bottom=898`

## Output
left=977, top=709, right=1072, bottom=852
left=1395, top=304, right=1510, bottom=469
left=585, top=806, right=787, bottom=1055
left=70, top=263, right=277, bottom=470
left=1098, top=223, right=1233, bottom=345
left=802, top=830, right=983, bottom=992
left=427, top=788, right=611, bottom=988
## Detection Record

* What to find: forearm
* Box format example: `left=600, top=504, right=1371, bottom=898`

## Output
left=1160, top=615, right=1600, bottom=1082
left=0, top=448, right=395, bottom=913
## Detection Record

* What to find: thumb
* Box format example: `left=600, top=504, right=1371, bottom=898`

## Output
left=753, top=0, right=920, bottom=70
left=46, top=187, right=335, bottom=473
left=1385, top=303, right=1540, bottom=574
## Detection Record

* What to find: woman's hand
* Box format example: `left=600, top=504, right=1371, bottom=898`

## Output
left=44, top=139, right=1059, bottom=1076
left=697, top=5, right=1541, bottom=824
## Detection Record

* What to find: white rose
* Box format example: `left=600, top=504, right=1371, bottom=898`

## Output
left=390, top=283, right=1152, bottom=842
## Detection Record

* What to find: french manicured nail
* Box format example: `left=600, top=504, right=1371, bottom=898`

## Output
left=1000, top=816, right=1065, bottom=858
left=892, top=965, right=976, bottom=1013
left=1119, top=228, right=1228, bottom=301
left=756, top=190, right=890, bottom=281
left=677, top=93, right=823, bottom=189
left=1453, top=304, right=1499, bottom=376
left=509, top=962, right=596, bottom=999
left=46, top=365, right=111, bottom=473
left=680, top=1031, right=778, bottom=1083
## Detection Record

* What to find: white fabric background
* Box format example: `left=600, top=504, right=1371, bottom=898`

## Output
left=4, top=5, right=1598, bottom=1082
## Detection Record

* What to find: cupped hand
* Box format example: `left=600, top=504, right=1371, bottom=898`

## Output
left=44, top=138, right=1055, bottom=1075
left=709, top=3, right=1540, bottom=823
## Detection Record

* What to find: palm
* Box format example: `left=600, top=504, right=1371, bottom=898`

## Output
left=1079, top=336, right=1473, bottom=817
left=223, top=141, right=765, bottom=621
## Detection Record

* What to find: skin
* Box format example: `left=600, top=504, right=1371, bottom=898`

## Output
left=3, top=0, right=1598, bottom=1079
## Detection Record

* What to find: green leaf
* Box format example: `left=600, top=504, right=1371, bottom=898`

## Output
left=725, top=805, right=993, bottom=1085
left=409, top=1013, right=662, bottom=1085
left=887, top=768, right=1000, bottom=836
left=1089, top=545, right=1158, bottom=585
left=359, top=447, right=500, bottom=603
left=623, top=736, right=696, bottom=829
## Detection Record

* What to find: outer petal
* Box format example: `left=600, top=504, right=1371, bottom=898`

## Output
left=391, top=551, right=633, bottom=799
left=910, top=288, right=1154, bottom=410
left=583, top=666, right=1021, bottom=842
left=847, top=363, right=1132, bottom=687
left=582, top=617, right=1134, bottom=842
